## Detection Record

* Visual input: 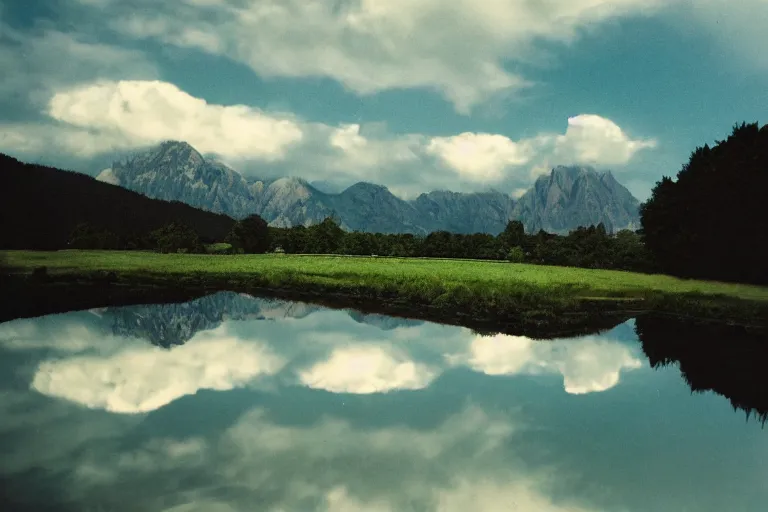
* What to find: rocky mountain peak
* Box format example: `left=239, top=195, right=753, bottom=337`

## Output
left=97, top=140, right=256, bottom=218
left=98, top=140, right=642, bottom=235
left=513, top=166, right=640, bottom=234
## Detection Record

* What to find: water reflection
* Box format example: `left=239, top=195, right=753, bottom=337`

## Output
left=0, top=292, right=767, bottom=511
left=636, top=314, right=768, bottom=424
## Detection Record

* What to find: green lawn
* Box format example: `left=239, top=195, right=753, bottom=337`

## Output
left=5, top=250, right=768, bottom=305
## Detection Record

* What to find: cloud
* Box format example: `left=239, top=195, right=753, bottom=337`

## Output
left=450, top=332, right=643, bottom=394
left=30, top=327, right=285, bottom=413
left=0, top=78, right=655, bottom=197
left=426, top=132, right=538, bottom=181
left=298, top=345, right=437, bottom=393
left=553, top=115, right=658, bottom=166
left=0, top=315, right=110, bottom=353
left=85, top=0, right=670, bottom=113
left=40, top=80, right=304, bottom=160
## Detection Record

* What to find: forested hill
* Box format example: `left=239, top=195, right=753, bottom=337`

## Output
left=0, top=154, right=236, bottom=250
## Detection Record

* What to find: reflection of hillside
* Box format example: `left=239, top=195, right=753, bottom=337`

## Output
left=635, top=315, right=768, bottom=424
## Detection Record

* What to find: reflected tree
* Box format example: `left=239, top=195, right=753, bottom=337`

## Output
left=636, top=314, right=768, bottom=425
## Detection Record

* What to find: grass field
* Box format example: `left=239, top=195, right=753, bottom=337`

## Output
left=4, top=250, right=768, bottom=325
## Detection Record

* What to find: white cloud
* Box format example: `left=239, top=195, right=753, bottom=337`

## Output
left=326, top=123, right=424, bottom=175
left=30, top=327, right=285, bottom=413
left=434, top=479, right=596, bottom=512
left=0, top=314, right=123, bottom=353
left=43, top=80, right=304, bottom=160
left=422, top=115, right=655, bottom=186
left=96, top=0, right=670, bottom=113
left=450, top=333, right=643, bottom=394
left=299, top=345, right=437, bottom=393
left=426, top=132, right=537, bottom=181
left=553, top=115, right=658, bottom=166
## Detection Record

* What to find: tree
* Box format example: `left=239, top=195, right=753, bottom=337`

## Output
left=306, top=217, right=345, bottom=254
left=68, top=223, right=120, bottom=249
left=150, top=222, right=202, bottom=253
left=227, top=214, right=270, bottom=254
left=498, top=220, right=525, bottom=251
left=507, top=246, right=525, bottom=263
left=640, top=122, right=768, bottom=284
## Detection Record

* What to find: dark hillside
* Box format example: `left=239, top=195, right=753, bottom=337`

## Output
left=0, top=154, right=236, bottom=249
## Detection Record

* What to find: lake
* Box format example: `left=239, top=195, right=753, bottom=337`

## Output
left=1, top=291, right=767, bottom=511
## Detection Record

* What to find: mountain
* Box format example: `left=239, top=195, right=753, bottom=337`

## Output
left=250, top=177, right=343, bottom=229
left=413, top=190, right=516, bottom=235
left=95, top=141, right=641, bottom=235
left=332, top=182, right=428, bottom=234
left=98, top=141, right=256, bottom=219
left=0, top=152, right=236, bottom=250
left=511, top=166, right=640, bottom=234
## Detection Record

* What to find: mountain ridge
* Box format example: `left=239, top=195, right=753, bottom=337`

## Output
left=96, top=140, right=642, bottom=235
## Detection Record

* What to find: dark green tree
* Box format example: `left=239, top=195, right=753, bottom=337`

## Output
left=150, top=222, right=202, bottom=253
left=498, top=220, right=525, bottom=251
left=640, top=122, right=768, bottom=284
left=507, top=246, right=525, bottom=263
left=227, top=214, right=270, bottom=254
left=68, top=223, right=120, bottom=249
left=306, top=217, right=345, bottom=254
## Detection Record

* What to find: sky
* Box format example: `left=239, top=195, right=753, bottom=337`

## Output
left=0, top=0, right=766, bottom=201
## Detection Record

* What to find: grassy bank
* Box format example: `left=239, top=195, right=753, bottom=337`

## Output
left=3, top=250, right=768, bottom=330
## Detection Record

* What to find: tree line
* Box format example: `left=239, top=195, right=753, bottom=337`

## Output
left=265, top=218, right=655, bottom=272
left=73, top=212, right=648, bottom=272
left=640, top=122, right=767, bottom=285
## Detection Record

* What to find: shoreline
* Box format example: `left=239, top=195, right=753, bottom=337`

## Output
left=4, top=275, right=768, bottom=340
left=1, top=272, right=639, bottom=339
left=3, top=250, right=767, bottom=336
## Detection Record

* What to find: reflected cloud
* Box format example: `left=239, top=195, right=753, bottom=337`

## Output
left=65, top=404, right=596, bottom=511
left=449, top=333, right=643, bottom=394
left=299, top=345, right=437, bottom=394
left=434, top=480, right=595, bottom=512
left=31, top=327, right=285, bottom=413
left=12, top=296, right=643, bottom=416
left=0, top=313, right=120, bottom=353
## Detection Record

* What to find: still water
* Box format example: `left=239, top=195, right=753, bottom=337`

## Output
left=0, top=292, right=766, bottom=511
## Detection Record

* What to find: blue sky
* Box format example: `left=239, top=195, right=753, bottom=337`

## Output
left=1, top=0, right=766, bottom=200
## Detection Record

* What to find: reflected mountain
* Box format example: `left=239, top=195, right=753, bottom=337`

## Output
left=99, top=292, right=424, bottom=347
left=346, top=310, right=425, bottom=330
left=101, top=292, right=272, bottom=347
left=635, top=315, right=768, bottom=424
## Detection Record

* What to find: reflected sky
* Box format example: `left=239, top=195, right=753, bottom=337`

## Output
left=0, top=292, right=767, bottom=511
